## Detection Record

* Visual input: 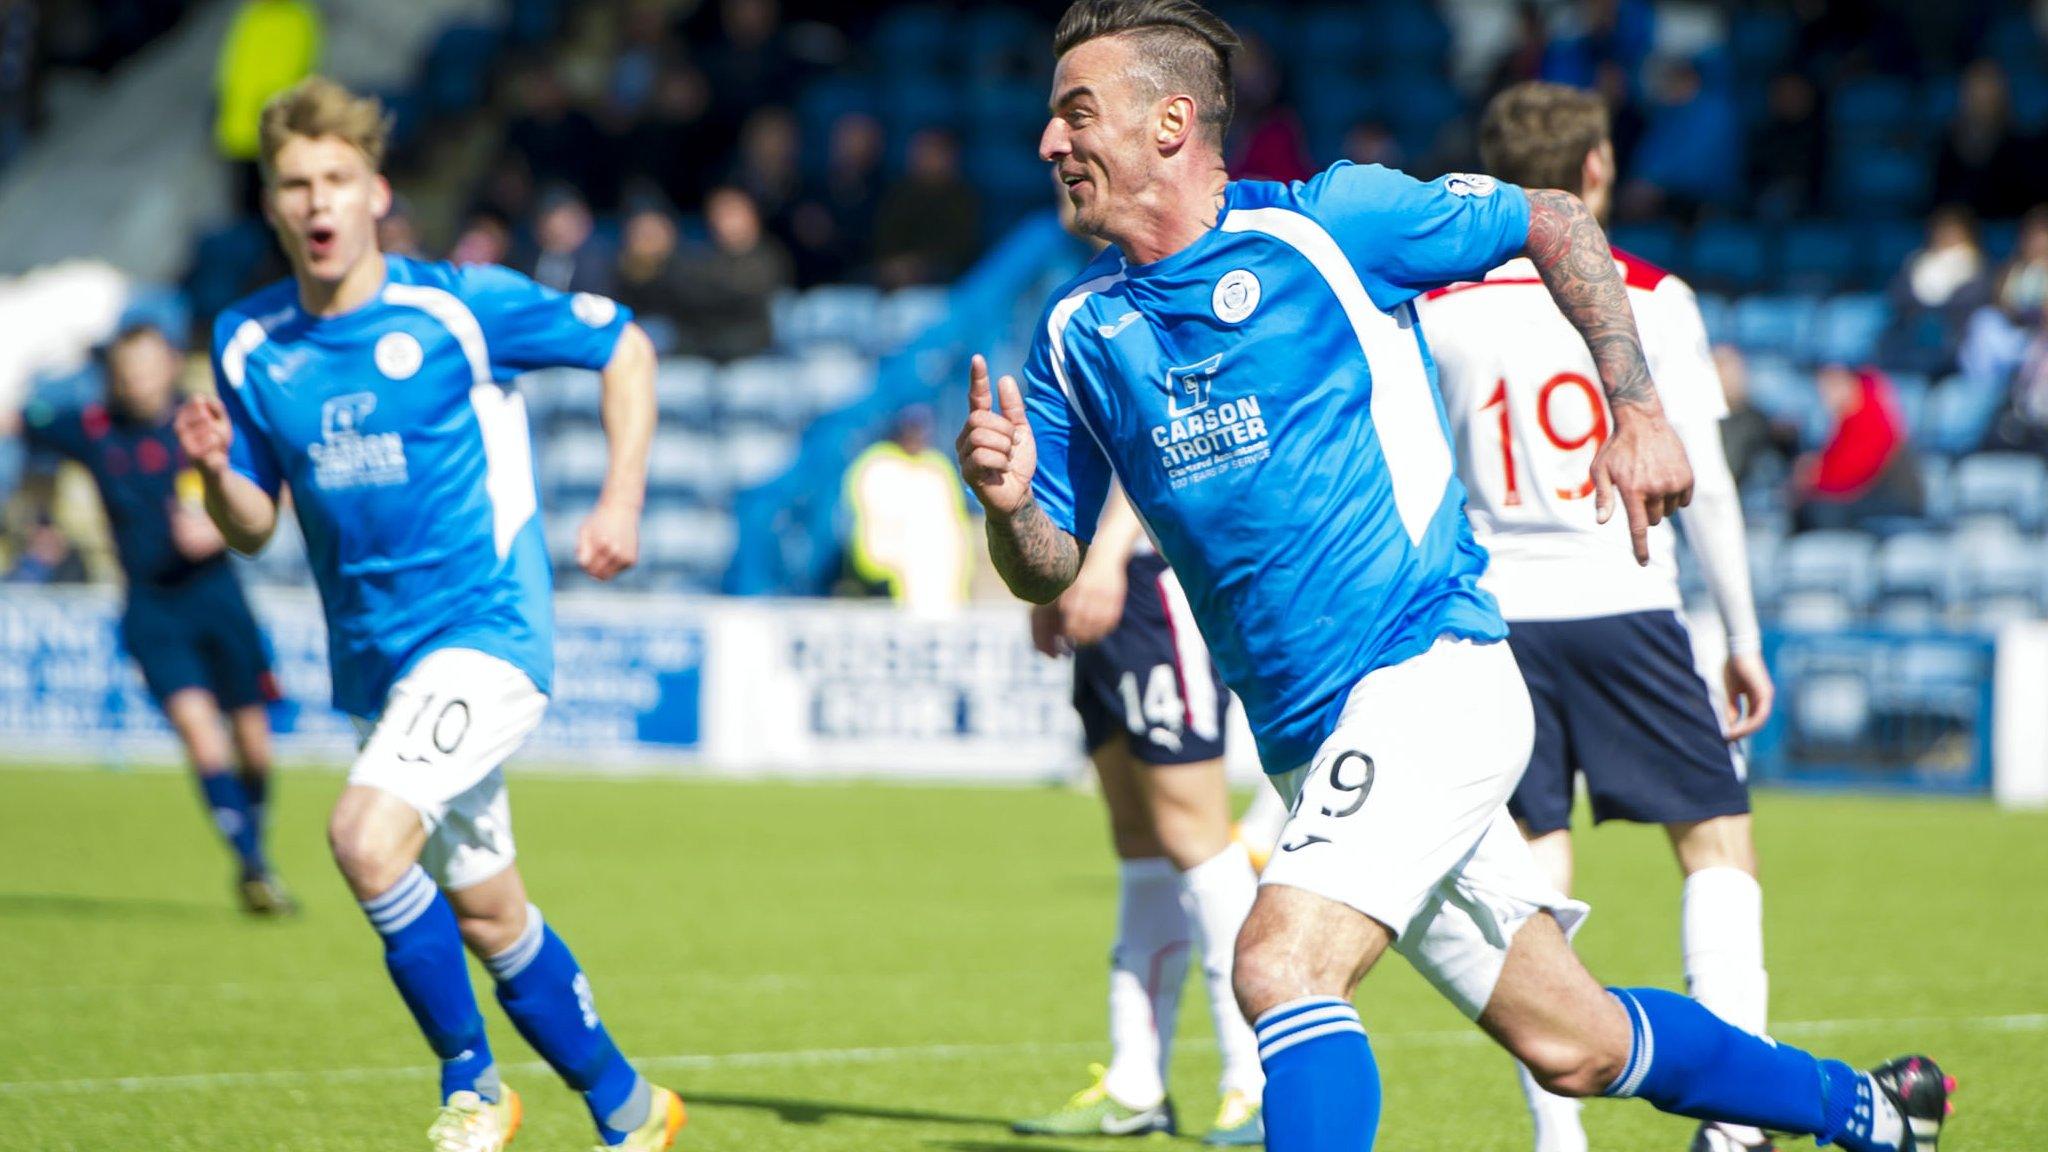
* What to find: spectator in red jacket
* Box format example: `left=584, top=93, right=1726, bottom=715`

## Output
left=1791, top=365, right=1925, bottom=532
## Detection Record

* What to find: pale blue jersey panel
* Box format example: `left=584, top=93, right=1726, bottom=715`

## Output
left=1022, top=164, right=1530, bottom=772
left=212, top=255, right=631, bottom=717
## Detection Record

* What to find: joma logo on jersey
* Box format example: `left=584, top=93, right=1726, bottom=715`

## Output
left=310, top=391, right=408, bottom=491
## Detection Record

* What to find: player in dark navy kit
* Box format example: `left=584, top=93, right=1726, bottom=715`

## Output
left=17, top=322, right=292, bottom=915
left=1015, top=486, right=1264, bottom=1145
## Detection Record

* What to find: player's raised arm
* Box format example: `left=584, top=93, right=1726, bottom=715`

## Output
left=1521, top=188, right=1694, bottom=564
left=577, top=321, right=656, bottom=581
left=175, top=395, right=278, bottom=554
left=957, top=354, right=1083, bottom=603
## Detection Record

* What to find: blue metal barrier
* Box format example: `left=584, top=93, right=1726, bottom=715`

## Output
left=1751, top=628, right=1996, bottom=794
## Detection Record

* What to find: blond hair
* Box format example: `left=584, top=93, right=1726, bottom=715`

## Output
left=257, top=76, right=392, bottom=180
left=1478, top=82, right=1610, bottom=196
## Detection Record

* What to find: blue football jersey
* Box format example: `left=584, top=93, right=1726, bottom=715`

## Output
left=1023, top=163, right=1531, bottom=772
left=211, top=255, right=631, bottom=717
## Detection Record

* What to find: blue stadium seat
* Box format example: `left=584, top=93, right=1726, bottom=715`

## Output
left=1922, top=379, right=2006, bottom=455
left=541, top=428, right=611, bottom=498
left=640, top=508, right=738, bottom=574
left=718, top=357, right=807, bottom=425
left=526, top=368, right=602, bottom=431
left=1775, top=589, right=1860, bottom=630
left=1949, top=532, right=2031, bottom=627
left=965, top=78, right=1051, bottom=137
left=1862, top=218, right=1923, bottom=288
left=775, top=286, right=880, bottom=351
left=1811, top=294, right=1891, bottom=365
left=2006, top=69, right=2048, bottom=133
left=654, top=358, right=714, bottom=419
left=1873, top=531, right=1952, bottom=627
left=1368, top=5, right=1452, bottom=65
left=645, top=428, right=726, bottom=504
left=1686, top=221, right=1770, bottom=292
left=506, top=0, right=566, bottom=47
left=417, top=24, right=502, bottom=119
left=1777, top=529, right=1877, bottom=609
left=1879, top=641, right=1988, bottom=721
left=872, top=6, right=952, bottom=74
left=959, top=7, right=1043, bottom=73
left=1887, top=372, right=1930, bottom=440
left=1778, top=223, right=1862, bottom=294
left=1746, top=523, right=1784, bottom=610
left=1728, top=11, right=1797, bottom=77
left=876, top=287, right=951, bottom=352
left=1829, top=78, right=1918, bottom=147
left=1980, top=220, right=2022, bottom=263
left=880, top=74, right=961, bottom=138
left=1297, top=76, right=1378, bottom=163
left=1376, top=72, right=1461, bottom=156
left=1830, top=147, right=1931, bottom=216
left=1693, top=290, right=1733, bottom=343
left=724, top=427, right=798, bottom=490
left=1732, top=294, right=1818, bottom=359
left=1288, top=7, right=1375, bottom=76
left=1786, top=665, right=1872, bottom=742
left=1951, top=452, right=2048, bottom=532
left=794, top=348, right=874, bottom=413
left=1608, top=222, right=1684, bottom=272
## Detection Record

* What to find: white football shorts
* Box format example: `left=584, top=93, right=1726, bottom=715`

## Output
left=1259, top=636, right=1589, bottom=1019
left=349, top=647, right=548, bottom=890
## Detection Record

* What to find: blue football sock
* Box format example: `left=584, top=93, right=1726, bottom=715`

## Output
left=1604, top=988, right=1900, bottom=1149
left=488, top=905, right=648, bottom=1144
left=361, top=866, right=499, bottom=1103
left=196, top=771, right=264, bottom=877
left=1255, top=996, right=1380, bottom=1152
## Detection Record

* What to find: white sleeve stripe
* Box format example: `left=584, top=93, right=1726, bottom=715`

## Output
left=1044, top=271, right=1129, bottom=499
left=1221, top=206, right=1452, bottom=546
left=381, top=282, right=493, bottom=387
left=218, top=305, right=297, bottom=390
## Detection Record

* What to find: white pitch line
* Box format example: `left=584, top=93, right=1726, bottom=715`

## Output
left=3, top=1013, right=2041, bottom=1098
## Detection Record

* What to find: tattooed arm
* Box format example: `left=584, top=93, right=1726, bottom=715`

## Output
left=985, top=500, right=1085, bottom=604
left=957, top=354, right=1086, bottom=602
left=1522, top=188, right=1695, bottom=563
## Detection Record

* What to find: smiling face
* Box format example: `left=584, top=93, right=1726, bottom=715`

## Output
left=1042, top=36, right=1177, bottom=241
left=264, top=133, right=391, bottom=287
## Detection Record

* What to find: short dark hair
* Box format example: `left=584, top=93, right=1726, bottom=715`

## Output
left=1053, top=0, right=1241, bottom=146
left=1477, top=82, right=1610, bottom=196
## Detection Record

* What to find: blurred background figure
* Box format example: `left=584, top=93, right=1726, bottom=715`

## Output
left=841, top=405, right=968, bottom=612
left=11, top=323, right=289, bottom=913
left=1791, top=364, right=1924, bottom=533
left=524, top=186, right=615, bottom=296
left=1714, top=344, right=1798, bottom=492
left=1882, top=206, right=1991, bottom=376
left=789, top=111, right=885, bottom=286
left=1935, top=60, right=2047, bottom=221
left=672, top=185, right=789, bottom=362
left=612, top=202, right=687, bottom=354
left=874, top=129, right=980, bottom=290
left=212, top=0, right=320, bottom=214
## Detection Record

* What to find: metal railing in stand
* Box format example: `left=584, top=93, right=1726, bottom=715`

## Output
left=726, top=210, right=1086, bottom=596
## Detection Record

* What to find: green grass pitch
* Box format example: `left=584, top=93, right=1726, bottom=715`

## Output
left=1, top=765, right=2043, bottom=1151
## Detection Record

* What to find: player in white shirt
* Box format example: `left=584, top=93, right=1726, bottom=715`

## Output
left=1419, top=82, right=1775, bottom=1152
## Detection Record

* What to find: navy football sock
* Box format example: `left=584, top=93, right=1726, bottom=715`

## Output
left=196, top=771, right=264, bottom=876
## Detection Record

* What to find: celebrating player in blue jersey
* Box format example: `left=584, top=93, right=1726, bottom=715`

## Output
left=15, top=322, right=292, bottom=915
left=175, top=78, right=684, bottom=1152
left=958, top=4, right=1954, bottom=1151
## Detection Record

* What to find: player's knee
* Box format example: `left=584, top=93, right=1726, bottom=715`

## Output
left=455, top=905, right=526, bottom=957
left=1232, top=921, right=1339, bottom=1022
left=1518, top=1033, right=1627, bottom=1098
left=326, top=808, right=413, bottom=893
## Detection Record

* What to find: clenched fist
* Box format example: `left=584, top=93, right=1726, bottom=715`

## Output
left=174, top=396, right=235, bottom=477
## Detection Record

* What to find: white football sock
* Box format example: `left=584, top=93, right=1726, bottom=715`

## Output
left=1180, top=841, right=1264, bottom=1096
left=1684, top=865, right=1770, bottom=1146
left=1104, top=857, right=1189, bottom=1107
left=1516, top=1061, right=1588, bottom=1152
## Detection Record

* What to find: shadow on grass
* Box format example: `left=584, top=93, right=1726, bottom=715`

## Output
left=0, top=892, right=238, bottom=922
left=681, top=1089, right=1005, bottom=1128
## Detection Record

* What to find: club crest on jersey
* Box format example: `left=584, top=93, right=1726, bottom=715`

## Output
left=1444, top=173, right=1498, bottom=197
left=311, top=392, right=408, bottom=491
left=1150, top=354, right=1272, bottom=489
left=1212, top=269, right=1261, bottom=323
left=374, top=332, right=423, bottom=380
